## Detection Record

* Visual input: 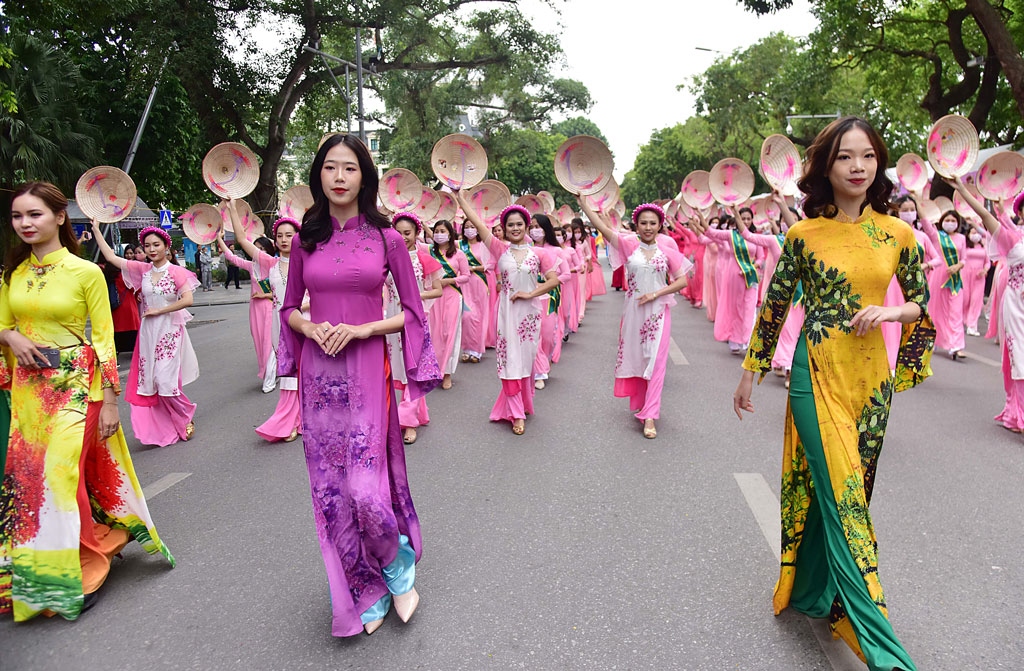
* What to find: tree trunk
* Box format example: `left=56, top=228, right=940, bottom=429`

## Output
left=964, top=0, right=1024, bottom=119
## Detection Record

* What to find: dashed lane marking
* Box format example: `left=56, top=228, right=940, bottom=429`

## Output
left=669, top=338, right=689, bottom=365
left=142, top=472, right=192, bottom=499
left=959, top=350, right=1000, bottom=368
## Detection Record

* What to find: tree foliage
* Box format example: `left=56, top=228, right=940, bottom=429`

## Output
left=620, top=118, right=717, bottom=207
left=550, top=117, right=610, bottom=146
left=483, top=127, right=575, bottom=205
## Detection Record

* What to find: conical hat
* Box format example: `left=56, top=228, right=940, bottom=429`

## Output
left=413, top=188, right=443, bottom=222
left=681, top=171, right=715, bottom=210
left=75, top=166, right=137, bottom=223
left=752, top=196, right=781, bottom=226
left=379, top=168, right=424, bottom=213
left=181, top=203, right=222, bottom=244
left=279, top=185, right=313, bottom=220
left=203, top=142, right=260, bottom=199
left=614, top=199, right=626, bottom=218
left=709, top=158, right=755, bottom=206
left=952, top=190, right=976, bottom=219
left=464, top=180, right=512, bottom=227
left=759, top=135, right=801, bottom=191
left=918, top=199, right=941, bottom=223
left=516, top=195, right=545, bottom=216
left=553, top=135, right=614, bottom=196
left=431, top=134, right=488, bottom=190
left=555, top=204, right=575, bottom=226
left=896, top=153, right=929, bottom=193
left=585, top=179, right=620, bottom=214
left=537, top=190, right=556, bottom=213
left=933, top=196, right=954, bottom=215
left=926, top=115, right=979, bottom=178
left=433, top=191, right=458, bottom=223
left=976, top=151, right=1024, bottom=202
left=218, top=199, right=264, bottom=241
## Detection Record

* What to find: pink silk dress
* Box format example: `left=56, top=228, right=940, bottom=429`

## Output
left=703, top=227, right=759, bottom=346
left=700, top=236, right=718, bottom=321
left=485, top=250, right=499, bottom=349
left=676, top=227, right=703, bottom=307
left=459, top=239, right=491, bottom=359
left=989, top=212, right=1024, bottom=430
left=962, top=240, right=990, bottom=332
left=587, top=234, right=607, bottom=298
left=921, top=218, right=967, bottom=352
left=534, top=246, right=571, bottom=377
left=253, top=252, right=304, bottom=441
left=611, top=233, right=691, bottom=420
left=487, top=237, right=557, bottom=422
left=122, top=261, right=200, bottom=446
left=223, top=247, right=275, bottom=381
left=427, top=247, right=470, bottom=376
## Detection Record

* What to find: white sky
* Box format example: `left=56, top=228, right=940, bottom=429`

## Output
left=519, top=0, right=820, bottom=180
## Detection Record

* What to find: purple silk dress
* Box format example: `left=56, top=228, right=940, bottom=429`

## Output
left=278, top=215, right=441, bottom=637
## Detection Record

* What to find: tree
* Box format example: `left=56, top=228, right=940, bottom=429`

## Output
left=620, top=118, right=717, bottom=207
left=550, top=117, right=610, bottom=146
left=484, top=127, right=576, bottom=205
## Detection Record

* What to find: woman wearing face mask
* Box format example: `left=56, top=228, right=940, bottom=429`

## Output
left=456, top=195, right=560, bottom=435
left=695, top=215, right=720, bottom=321
left=568, top=220, right=592, bottom=325
left=428, top=219, right=469, bottom=389
left=919, top=209, right=967, bottom=359
left=580, top=198, right=691, bottom=438
left=459, top=218, right=492, bottom=364
left=485, top=223, right=505, bottom=350
left=701, top=211, right=761, bottom=354
left=895, top=197, right=939, bottom=277
left=961, top=220, right=990, bottom=337
left=387, top=212, right=444, bottom=445
left=92, top=221, right=200, bottom=446
left=584, top=221, right=607, bottom=302
left=555, top=223, right=584, bottom=352
left=734, top=117, right=932, bottom=671
left=525, top=214, right=571, bottom=389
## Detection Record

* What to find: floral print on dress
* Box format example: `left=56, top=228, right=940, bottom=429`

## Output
left=495, top=334, right=509, bottom=374
left=517, top=313, right=540, bottom=343
left=154, top=329, right=182, bottom=361
left=1009, top=263, right=1024, bottom=292
left=639, top=310, right=664, bottom=345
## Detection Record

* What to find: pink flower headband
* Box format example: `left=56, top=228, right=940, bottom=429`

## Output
left=632, top=203, right=665, bottom=226
left=139, top=226, right=172, bottom=248
left=272, top=216, right=302, bottom=236
left=392, top=211, right=423, bottom=233
left=499, top=204, right=531, bottom=227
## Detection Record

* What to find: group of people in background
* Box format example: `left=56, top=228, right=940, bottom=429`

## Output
left=4, top=116, right=1024, bottom=671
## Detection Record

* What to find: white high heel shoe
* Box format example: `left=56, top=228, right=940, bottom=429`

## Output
left=393, top=587, right=420, bottom=623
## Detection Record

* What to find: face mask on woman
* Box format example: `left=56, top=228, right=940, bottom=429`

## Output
left=898, top=210, right=917, bottom=224
left=433, top=232, right=450, bottom=244
left=555, top=234, right=565, bottom=244
left=574, top=232, right=582, bottom=241
left=941, top=220, right=959, bottom=233
left=529, top=228, right=545, bottom=242
left=969, top=231, right=982, bottom=243
left=463, top=227, right=477, bottom=239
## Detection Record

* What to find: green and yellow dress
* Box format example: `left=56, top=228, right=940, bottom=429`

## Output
left=743, top=208, right=934, bottom=671
left=0, top=248, right=174, bottom=621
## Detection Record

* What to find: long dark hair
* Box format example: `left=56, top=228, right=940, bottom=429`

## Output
left=798, top=116, right=892, bottom=219
left=568, top=220, right=586, bottom=249
left=6, top=182, right=80, bottom=283
left=431, top=220, right=458, bottom=259
left=300, top=134, right=389, bottom=251
left=531, top=213, right=560, bottom=247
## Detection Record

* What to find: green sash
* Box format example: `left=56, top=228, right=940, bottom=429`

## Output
left=792, top=280, right=804, bottom=307
left=538, top=274, right=560, bottom=314
left=731, top=230, right=759, bottom=288
left=432, top=248, right=463, bottom=295
left=917, top=242, right=931, bottom=303
left=459, top=240, right=488, bottom=283
left=937, top=230, right=962, bottom=295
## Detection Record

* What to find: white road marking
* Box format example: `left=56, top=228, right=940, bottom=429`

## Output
left=142, top=472, right=192, bottom=499
left=960, top=350, right=1000, bottom=368
left=669, top=338, right=689, bottom=365
left=734, top=472, right=867, bottom=671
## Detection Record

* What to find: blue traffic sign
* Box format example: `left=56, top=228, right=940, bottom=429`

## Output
left=159, top=209, right=173, bottom=229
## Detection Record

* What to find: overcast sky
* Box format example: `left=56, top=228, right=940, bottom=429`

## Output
left=519, top=0, right=820, bottom=180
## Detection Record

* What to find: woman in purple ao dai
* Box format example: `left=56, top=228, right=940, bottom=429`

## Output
left=277, top=134, right=441, bottom=636
left=580, top=198, right=691, bottom=439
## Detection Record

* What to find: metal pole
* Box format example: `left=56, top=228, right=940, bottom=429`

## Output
left=346, top=66, right=352, bottom=134
left=123, top=53, right=169, bottom=175
left=356, top=28, right=365, bottom=143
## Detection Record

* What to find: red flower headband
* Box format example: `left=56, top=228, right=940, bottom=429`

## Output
left=499, top=204, right=531, bottom=227
left=632, top=203, right=665, bottom=226
left=392, top=211, right=423, bottom=233
left=139, top=226, right=172, bottom=248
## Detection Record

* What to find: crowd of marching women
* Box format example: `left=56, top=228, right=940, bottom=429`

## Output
left=4, top=115, right=1024, bottom=671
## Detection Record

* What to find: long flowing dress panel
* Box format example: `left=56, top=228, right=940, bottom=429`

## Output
left=224, top=248, right=276, bottom=380
left=0, top=249, right=174, bottom=621
left=427, top=249, right=469, bottom=376
left=961, top=243, right=989, bottom=331
left=743, top=210, right=933, bottom=668
left=255, top=253, right=306, bottom=441
left=919, top=219, right=966, bottom=351
left=278, top=216, right=440, bottom=637
left=700, top=237, right=718, bottom=321
left=704, top=227, right=759, bottom=344
left=989, top=215, right=1024, bottom=430
left=587, top=235, right=607, bottom=298
left=459, top=240, right=491, bottom=357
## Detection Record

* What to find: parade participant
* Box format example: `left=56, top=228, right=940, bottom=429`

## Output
left=948, top=179, right=1024, bottom=431
left=528, top=214, right=572, bottom=389
left=734, top=117, right=933, bottom=671
left=697, top=215, right=720, bottom=322
left=92, top=219, right=200, bottom=446
left=920, top=209, right=967, bottom=359
left=278, top=134, right=440, bottom=636
left=104, top=258, right=140, bottom=355
left=428, top=219, right=469, bottom=390
left=485, top=222, right=505, bottom=349
left=220, top=233, right=276, bottom=387
left=701, top=212, right=761, bottom=354
left=1, top=182, right=174, bottom=620
left=581, top=198, right=690, bottom=439
left=585, top=220, right=608, bottom=302
left=569, top=219, right=592, bottom=323
left=962, top=220, right=990, bottom=337
left=387, top=211, right=444, bottom=445
left=456, top=195, right=559, bottom=435
left=557, top=223, right=583, bottom=339
left=459, top=218, right=491, bottom=364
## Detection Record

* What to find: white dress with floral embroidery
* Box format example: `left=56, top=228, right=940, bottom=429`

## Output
left=488, top=239, right=556, bottom=380
left=130, top=263, right=199, bottom=396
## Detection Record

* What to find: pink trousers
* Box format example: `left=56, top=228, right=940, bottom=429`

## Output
left=490, top=377, right=535, bottom=422
left=612, top=310, right=672, bottom=420
left=130, top=392, right=196, bottom=447
left=254, top=388, right=301, bottom=441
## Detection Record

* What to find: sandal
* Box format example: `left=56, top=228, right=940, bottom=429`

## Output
left=643, top=420, right=657, bottom=439
left=441, top=375, right=452, bottom=390
left=469, top=355, right=480, bottom=363
left=284, top=428, right=299, bottom=443
left=184, top=421, right=195, bottom=441
left=403, top=428, right=417, bottom=445
left=512, top=420, right=525, bottom=435
left=460, top=353, right=470, bottom=363
left=534, top=379, right=545, bottom=390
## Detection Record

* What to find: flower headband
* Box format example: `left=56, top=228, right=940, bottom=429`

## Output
left=632, top=203, right=665, bottom=226
left=272, top=216, right=302, bottom=236
left=499, top=204, right=531, bottom=227
left=392, top=210, right=423, bottom=233
left=139, top=226, right=172, bottom=248
left=1014, top=191, right=1024, bottom=217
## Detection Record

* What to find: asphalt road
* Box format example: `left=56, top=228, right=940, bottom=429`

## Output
left=2, top=267, right=1022, bottom=671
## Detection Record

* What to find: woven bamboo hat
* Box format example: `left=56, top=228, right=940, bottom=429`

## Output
left=279, top=185, right=313, bottom=221
left=203, top=142, right=260, bottom=199
left=759, top=135, right=801, bottom=191
left=553, top=135, right=614, bottom=196
left=752, top=196, right=781, bottom=226
left=413, top=188, right=444, bottom=222
left=464, top=180, right=512, bottom=227
left=933, top=196, right=954, bottom=215
left=218, top=199, right=264, bottom=241
left=181, top=203, right=223, bottom=244
left=926, top=115, right=979, bottom=178
left=607, top=209, right=623, bottom=230
left=976, top=151, right=1024, bottom=201
left=431, top=134, right=488, bottom=190
left=537, top=190, right=556, bottom=213
left=681, top=170, right=715, bottom=210
left=918, top=199, right=941, bottom=223
left=614, top=199, right=626, bottom=218
left=75, top=166, right=137, bottom=223
left=896, top=153, right=929, bottom=193
left=516, top=194, right=545, bottom=216
left=952, top=190, right=976, bottom=219
left=379, top=168, right=424, bottom=213
left=709, top=158, right=755, bottom=206
left=433, top=191, right=458, bottom=223
left=555, top=204, right=575, bottom=226
left=585, top=179, right=620, bottom=214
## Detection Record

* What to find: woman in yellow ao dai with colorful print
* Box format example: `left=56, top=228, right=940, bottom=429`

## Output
left=734, top=118, right=934, bottom=671
left=0, top=183, right=173, bottom=622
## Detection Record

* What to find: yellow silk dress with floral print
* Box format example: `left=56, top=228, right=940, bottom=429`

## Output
left=0, top=248, right=174, bottom=621
left=743, top=208, right=934, bottom=670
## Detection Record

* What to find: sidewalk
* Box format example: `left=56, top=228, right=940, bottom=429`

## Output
left=192, top=280, right=254, bottom=307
